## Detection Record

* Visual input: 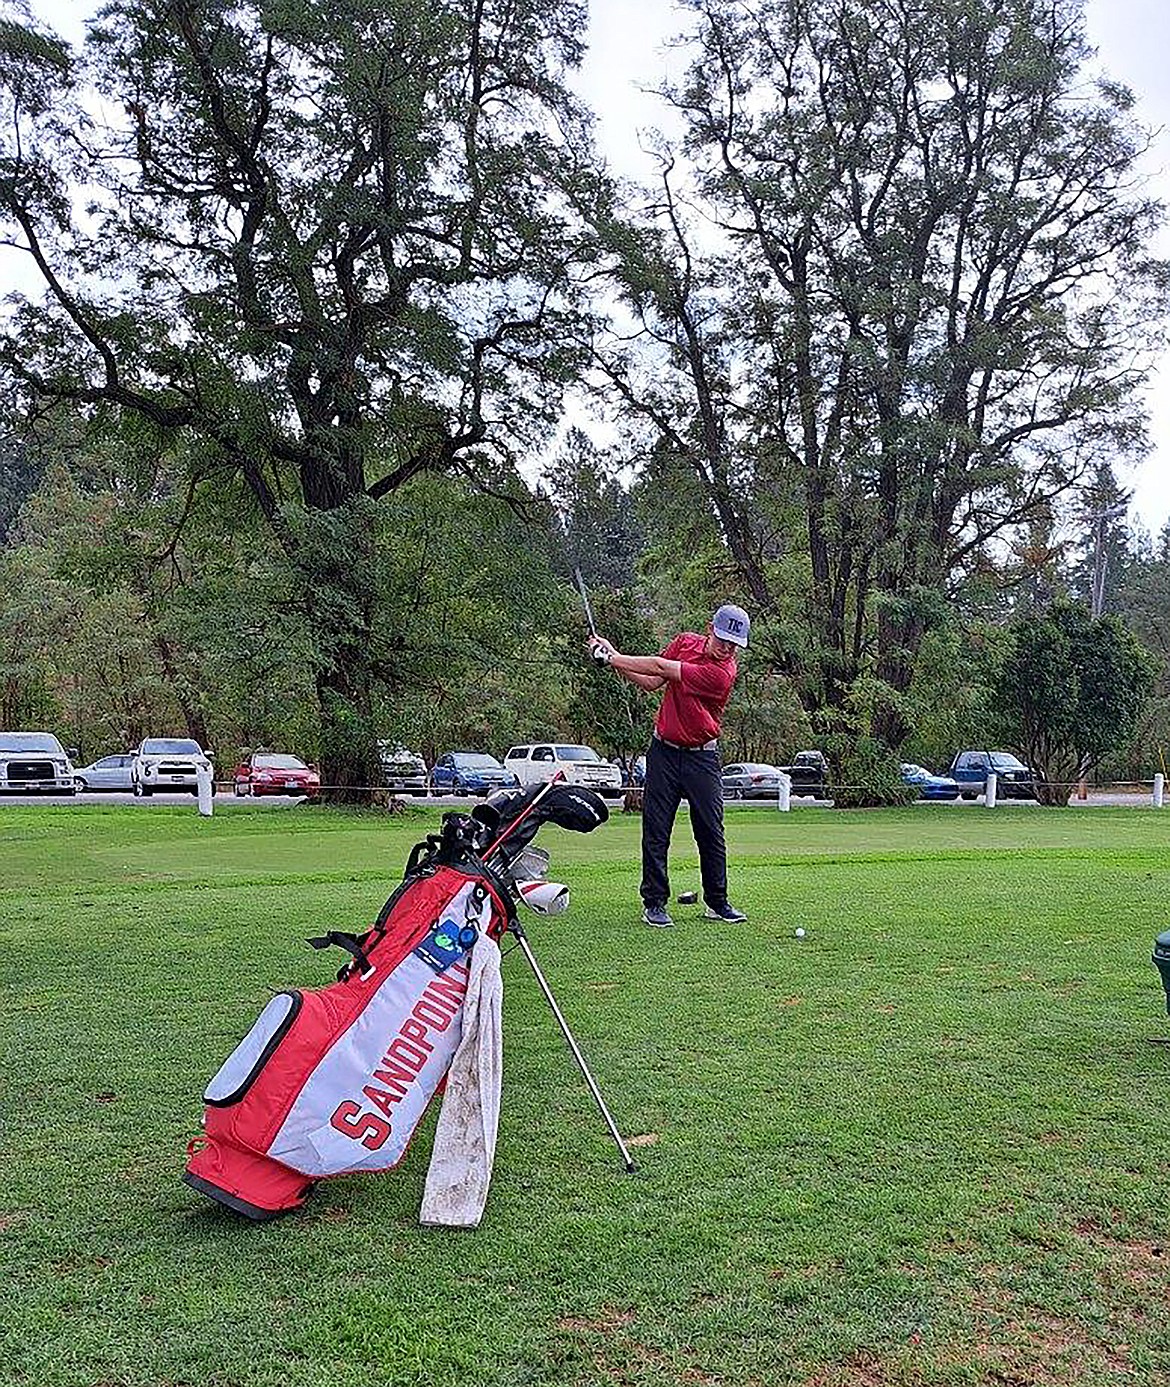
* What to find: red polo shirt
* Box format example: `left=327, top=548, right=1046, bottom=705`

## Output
left=655, top=632, right=738, bottom=746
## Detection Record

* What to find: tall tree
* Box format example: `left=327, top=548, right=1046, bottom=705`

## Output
left=543, top=428, right=644, bottom=590
left=0, top=0, right=595, bottom=798
left=593, top=0, right=1168, bottom=749
left=991, top=600, right=1155, bottom=804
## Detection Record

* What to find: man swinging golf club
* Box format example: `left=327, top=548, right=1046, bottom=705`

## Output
left=588, top=604, right=750, bottom=927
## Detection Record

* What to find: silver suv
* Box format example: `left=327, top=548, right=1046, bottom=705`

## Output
left=0, top=731, right=77, bottom=794
left=131, top=737, right=214, bottom=797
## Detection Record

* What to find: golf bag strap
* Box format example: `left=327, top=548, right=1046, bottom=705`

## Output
left=307, top=931, right=374, bottom=978
left=405, top=836, right=442, bottom=879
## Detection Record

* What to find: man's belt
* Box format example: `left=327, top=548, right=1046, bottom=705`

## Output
left=653, top=731, right=718, bottom=752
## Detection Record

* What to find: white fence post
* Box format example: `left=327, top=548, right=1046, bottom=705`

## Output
left=985, top=771, right=998, bottom=809
left=1155, top=773, right=1165, bottom=809
left=196, top=764, right=214, bottom=817
left=777, top=771, right=792, bottom=813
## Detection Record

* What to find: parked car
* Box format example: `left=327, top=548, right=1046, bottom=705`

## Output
left=777, top=749, right=829, bottom=797
left=948, top=750, right=1036, bottom=800
left=503, top=743, right=624, bottom=798
left=722, top=762, right=783, bottom=799
left=0, top=731, right=78, bottom=794
left=430, top=751, right=518, bottom=796
left=232, top=751, right=320, bottom=799
left=131, top=737, right=215, bottom=797
left=610, top=755, right=645, bottom=788
left=378, top=742, right=428, bottom=796
left=75, top=753, right=135, bottom=792
left=900, top=763, right=961, bottom=801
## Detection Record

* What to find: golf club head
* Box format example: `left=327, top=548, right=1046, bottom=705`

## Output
left=470, top=802, right=501, bottom=836
left=439, top=811, right=491, bottom=855
left=518, top=880, right=570, bottom=916
left=506, top=843, right=550, bottom=883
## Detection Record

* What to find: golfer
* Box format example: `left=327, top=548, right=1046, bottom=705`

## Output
left=588, top=604, right=750, bottom=927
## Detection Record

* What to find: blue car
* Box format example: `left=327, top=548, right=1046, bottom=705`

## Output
left=900, top=763, right=961, bottom=801
left=430, top=751, right=518, bottom=797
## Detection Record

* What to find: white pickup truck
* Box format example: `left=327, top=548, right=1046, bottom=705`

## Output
left=503, top=743, right=623, bottom=798
left=0, top=731, right=78, bottom=794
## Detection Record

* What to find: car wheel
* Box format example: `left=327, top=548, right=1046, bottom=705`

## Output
left=234, top=780, right=246, bottom=796
left=134, top=783, right=152, bottom=798
left=960, top=791, right=977, bottom=801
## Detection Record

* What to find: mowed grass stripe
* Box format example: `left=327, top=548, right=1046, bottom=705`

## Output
left=1, top=806, right=1169, bottom=1386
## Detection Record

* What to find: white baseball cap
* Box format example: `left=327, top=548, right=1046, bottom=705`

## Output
left=712, top=604, right=750, bottom=647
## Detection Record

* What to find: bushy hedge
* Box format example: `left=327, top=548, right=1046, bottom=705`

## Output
left=830, top=738, right=919, bottom=809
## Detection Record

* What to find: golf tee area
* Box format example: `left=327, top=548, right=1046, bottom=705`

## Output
left=3, top=804, right=1169, bottom=1387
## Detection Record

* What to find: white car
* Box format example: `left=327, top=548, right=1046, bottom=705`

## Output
left=131, top=737, right=215, bottom=797
left=75, top=753, right=136, bottom=792
left=503, top=743, right=624, bottom=798
left=0, top=731, right=78, bottom=794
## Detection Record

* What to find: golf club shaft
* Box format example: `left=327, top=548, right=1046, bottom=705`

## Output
left=511, top=925, right=637, bottom=1173
left=572, top=567, right=599, bottom=638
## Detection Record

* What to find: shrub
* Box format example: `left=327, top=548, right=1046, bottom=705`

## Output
left=830, top=737, right=919, bottom=809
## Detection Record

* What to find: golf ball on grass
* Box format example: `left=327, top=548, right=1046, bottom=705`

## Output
left=794, top=927, right=806, bottom=939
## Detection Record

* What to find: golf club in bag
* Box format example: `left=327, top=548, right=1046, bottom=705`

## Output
left=183, top=775, right=634, bottom=1220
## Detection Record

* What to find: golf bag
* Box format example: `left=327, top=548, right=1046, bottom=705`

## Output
left=183, top=784, right=608, bottom=1219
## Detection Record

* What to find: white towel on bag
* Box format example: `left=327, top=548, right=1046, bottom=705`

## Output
left=419, top=933, right=503, bottom=1228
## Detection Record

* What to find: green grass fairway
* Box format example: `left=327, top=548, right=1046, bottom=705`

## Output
left=3, top=804, right=1170, bottom=1386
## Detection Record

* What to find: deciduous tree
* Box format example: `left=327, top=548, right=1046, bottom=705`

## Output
left=595, top=0, right=1169, bottom=750
left=991, top=600, right=1155, bottom=804
left=0, top=0, right=596, bottom=798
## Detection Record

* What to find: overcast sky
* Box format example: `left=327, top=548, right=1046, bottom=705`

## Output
left=17, top=0, right=1170, bottom=535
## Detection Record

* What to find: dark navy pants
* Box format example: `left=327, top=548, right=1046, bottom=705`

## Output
left=640, top=737, right=728, bottom=909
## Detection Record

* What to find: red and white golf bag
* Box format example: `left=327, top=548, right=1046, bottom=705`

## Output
left=184, top=783, right=619, bottom=1219
left=184, top=830, right=518, bottom=1219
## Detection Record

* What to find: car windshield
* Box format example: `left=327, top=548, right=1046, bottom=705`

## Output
left=255, top=754, right=306, bottom=770
left=741, top=763, right=776, bottom=774
left=142, top=739, right=202, bottom=755
left=380, top=742, right=421, bottom=761
left=455, top=753, right=502, bottom=769
left=991, top=754, right=1026, bottom=770
left=0, top=733, right=64, bottom=754
left=556, top=746, right=601, bottom=762
left=902, top=764, right=925, bottom=776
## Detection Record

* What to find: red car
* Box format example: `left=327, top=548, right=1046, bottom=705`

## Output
left=232, top=751, right=320, bottom=799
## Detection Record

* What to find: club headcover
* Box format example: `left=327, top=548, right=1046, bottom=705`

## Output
left=470, top=802, right=501, bottom=835
left=518, top=880, right=570, bottom=915
left=486, top=783, right=609, bottom=854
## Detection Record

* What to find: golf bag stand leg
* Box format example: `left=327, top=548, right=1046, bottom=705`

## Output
left=509, top=921, right=637, bottom=1173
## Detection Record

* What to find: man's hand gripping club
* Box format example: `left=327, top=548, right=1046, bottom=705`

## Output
left=587, top=635, right=677, bottom=692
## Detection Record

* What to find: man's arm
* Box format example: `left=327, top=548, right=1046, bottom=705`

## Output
left=610, top=653, right=683, bottom=684
left=616, top=665, right=667, bottom=692
left=589, top=637, right=682, bottom=686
